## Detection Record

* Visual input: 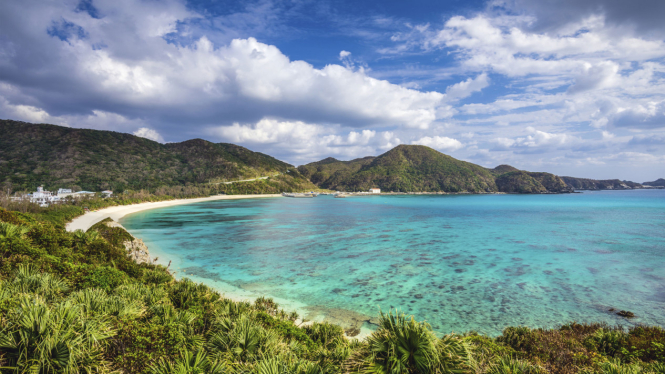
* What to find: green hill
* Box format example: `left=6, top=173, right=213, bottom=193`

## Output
left=299, top=146, right=574, bottom=194
left=0, top=120, right=307, bottom=192
left=488, top=164, right=520, bottom=176
left=299, top=145, right=498, bottom=192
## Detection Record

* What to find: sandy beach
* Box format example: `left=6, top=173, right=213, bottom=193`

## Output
left=65, top=194, right=282, bottom=232
left=65, top=192, right=373, bottom=338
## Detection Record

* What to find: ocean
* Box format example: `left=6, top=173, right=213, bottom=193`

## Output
left=120, top=190, right=665, bottom=336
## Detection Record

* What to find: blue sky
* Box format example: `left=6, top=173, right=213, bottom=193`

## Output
left=1, top=0, right=664, bottom=181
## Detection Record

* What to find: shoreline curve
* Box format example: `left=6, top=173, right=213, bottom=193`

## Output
left=65, top=194, right=282, bottom=232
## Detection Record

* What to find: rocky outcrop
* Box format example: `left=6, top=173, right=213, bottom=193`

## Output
left=124, top=237, right=152, bottom=264
left=103, top=220, right=153, bottom=264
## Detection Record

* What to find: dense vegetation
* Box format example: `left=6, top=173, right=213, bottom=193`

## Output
left=3, top=119, right=654, bottom=195
left=298, top=145, right=498, bottom=193
left=495, top=171, right=572, bottom=194
left=1, top=206, right=664, bottom=373
left=560, top=177, right=643, bottom=190
left=298, top=146, right=573, bottom=194
left=0, top=120, right=298, bottom=192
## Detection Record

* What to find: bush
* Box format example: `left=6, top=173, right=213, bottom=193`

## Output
left=81, top=265, right=129, bottom=291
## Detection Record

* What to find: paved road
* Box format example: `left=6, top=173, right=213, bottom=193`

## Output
left=211, top=173, right=281, bottom=185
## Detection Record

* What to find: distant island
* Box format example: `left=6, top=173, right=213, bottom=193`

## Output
left=643, top=178, right=665, bottom=187
left=0, top=119, right=660, bottom=196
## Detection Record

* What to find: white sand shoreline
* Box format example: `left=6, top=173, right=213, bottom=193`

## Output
left=65, top=192, right=374, bottom=339
left=65, top=194, right=282, bottom=232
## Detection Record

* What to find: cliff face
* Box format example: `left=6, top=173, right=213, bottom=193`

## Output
left=528, top=172, right=574, bottom=193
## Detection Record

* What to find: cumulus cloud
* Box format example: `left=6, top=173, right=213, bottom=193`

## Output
left=608, top=101, right=665, bottom=129
left=489, top=127, right=577, bottom=154
left=0, top=0, right=445, bottom=132
left=411, top=136, right=463, bottom=152
left=424, top=14, right=665, bottom=78
left=567, top=61, right=620, bottom=94
left=214, top=118, right=323, bottom=145
left=498, top=0, right=665, bottom=36
left=445, top=73, right=490, bottom=100
left=208, top=118, right=402, bottom=164
left=133, top=127, right=165, bottom=143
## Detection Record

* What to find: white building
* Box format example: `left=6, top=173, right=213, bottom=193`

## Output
left=101, top=190, right=113, bottom=197
left=30, top=186, right=61, bottom=207
left=57, top=188, right=72, bottom=196
left=369, top=188, right=381, bottom=194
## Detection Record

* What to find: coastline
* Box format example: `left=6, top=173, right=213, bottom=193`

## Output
left=67, top=193, right=375, bottom=339
left=65, top=194, right=282, bottom=232
left=133, top=230, right=376, bottom=339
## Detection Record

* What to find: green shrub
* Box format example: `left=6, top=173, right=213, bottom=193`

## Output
left=585, top=329, right=627, bottom=357
left=304, top=322, right=346, bottom=349
left=499, top=326, right=537, bottom=351
left=142, top=268, right=174, bottom=285
left=81, top=265, right=129, bottom=291
left=488, top=356, right=545, bottom=374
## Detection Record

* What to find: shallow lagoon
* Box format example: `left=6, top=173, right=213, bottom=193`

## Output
left=121, top=190, right=665, bottom=335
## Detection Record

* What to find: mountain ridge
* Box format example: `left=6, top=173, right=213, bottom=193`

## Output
left=1, top=119, right=654, bottom=194
left=0, top=119, right=300, bottom=192
left=298, top=145, right=574, bottom=193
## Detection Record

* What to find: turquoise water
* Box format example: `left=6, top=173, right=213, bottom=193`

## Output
left=121, top=190, right=665, bottom=335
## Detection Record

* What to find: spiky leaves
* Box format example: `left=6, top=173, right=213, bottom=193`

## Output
left=0, top=297, right=115, bottom=373
left=349, top=310, right=470, bottom=374
left=149, top=349, right=226, bottom=374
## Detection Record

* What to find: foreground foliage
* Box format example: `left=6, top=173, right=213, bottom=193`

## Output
left=0, top=207, right=663, bottom=373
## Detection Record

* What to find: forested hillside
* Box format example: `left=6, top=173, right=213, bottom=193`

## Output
left=0, top=120, right=295, bottom=192
left=560, top=177, right=643, bottom=190
left=299, top=145, right=572, bottom=194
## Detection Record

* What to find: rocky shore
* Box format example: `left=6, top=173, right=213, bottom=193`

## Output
left=104, top=220, right=153, bottom=265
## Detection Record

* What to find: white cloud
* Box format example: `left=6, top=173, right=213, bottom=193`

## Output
left=411, top=136, right=463, bottom=152
left=445, top=73, right=490, bottom=100
left=488, top=127, right=577, bottom=154
left=0, top=0, right=446, bottom=130
left=608, top=101, right=665, bottom=129
left=426, top=15, right=665, bottom=78
left=208, top=118, right=402, bottom=164
left=133, top=127, right=165, bottom=143
left=567, top=61, right=620, bottom=94
left=215, top=118, right=322, bottom=145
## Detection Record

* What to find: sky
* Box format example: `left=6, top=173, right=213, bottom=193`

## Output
left=1, top=0, right=664, bottom=181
